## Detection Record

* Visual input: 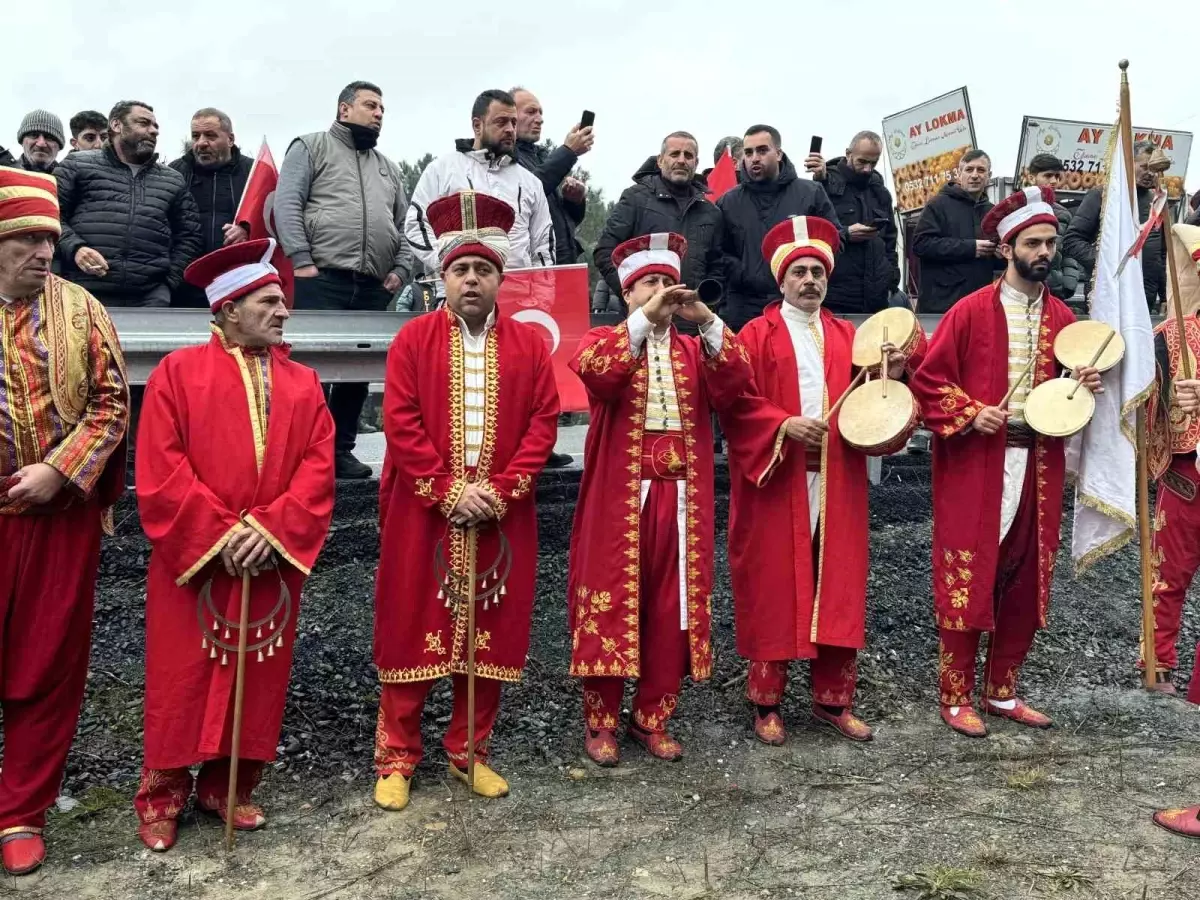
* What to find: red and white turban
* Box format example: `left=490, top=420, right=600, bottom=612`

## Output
left=611, top=232, right=687, bottom=291
left=761, top=216, right=840, bottom=285
left=184, top=238, right=282, bottom=313
left=0, top=165, right=60, bottom=240
left=427, top=191, right=515, bottom=272
left=983, top=186, right=1058, bottom=243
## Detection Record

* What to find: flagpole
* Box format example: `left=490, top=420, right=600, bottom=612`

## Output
left=1120, top=60, right=1158, bottom=687
left=1163, top=203, right=1193, bottom=380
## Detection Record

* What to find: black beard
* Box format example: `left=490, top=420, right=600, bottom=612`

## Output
left=1014, top=255, right=1051, bottom=283
left=120, top=135, right=154, bottom=164
left=481, top=137, right=514, bottom=160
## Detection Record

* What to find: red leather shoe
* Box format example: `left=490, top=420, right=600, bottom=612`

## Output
left=985, top=698, right=1052, bottom=729
left=137, top=819, right=178, bottom=852
left=812, top=705, right=874, bottom=742
left=198, top=798, right=266, bottom=831
left=584, top=728, right=620, bottom=767
left=941, top=704, right=988, bottom=737
left=1, top=832, right=45, bottom=876
left=753, top=711, right=787, bottom=746
left=629, top=724, right=683, bottom=761
left=1153, top=805, right=1200, bottom=838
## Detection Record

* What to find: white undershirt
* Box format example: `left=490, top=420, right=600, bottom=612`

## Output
left=780, top=302, right=824, bottom=536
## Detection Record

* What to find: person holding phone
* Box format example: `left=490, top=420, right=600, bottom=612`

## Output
left=715, top=124, right=844, bottom=333
left=811, top=131, right=901, bottom=315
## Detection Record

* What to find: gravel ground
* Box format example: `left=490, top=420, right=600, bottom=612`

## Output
left=13, top=456, right=1200, bottom=899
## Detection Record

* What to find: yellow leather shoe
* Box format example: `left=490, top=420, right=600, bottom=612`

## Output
left=374, top=773, right=411, bottom=811
left=449, top=762, right=509, bottom=798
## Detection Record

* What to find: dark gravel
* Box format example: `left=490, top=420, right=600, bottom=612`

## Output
left=64, top=455, right=1197, bottom=798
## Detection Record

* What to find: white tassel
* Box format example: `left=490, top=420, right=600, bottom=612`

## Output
left=257, top=650, right=264, bottom=663
left=500, top=584, right=507, bottom=596
left=223, top=627, right=231, bottom=640
left=267, top=644, right=275, bottom=658
left=437, top=587, right=444, bottom=600
left=221, top=651, right=228, bottom=666
left=256, top=627, right=262, bottom=639
left=275, top=635, right=283, bottom=649
left=210, top=646, right=217, bottom=660
left=201, top=637, right=208, bottom=650
left=269, top=619, right=275, bottom=632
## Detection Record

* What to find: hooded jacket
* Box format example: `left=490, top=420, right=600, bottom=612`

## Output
left=911, top=182, right=1004, bottom=314
left=715, top=153, right=842, bottom=331
left=1063, top=184, right=1166, bottom=306
left=405, top=139, right=553, bottom=277
left=593, top=156, right=724, bottom=298
left=169, top=146, right=254, bottom=256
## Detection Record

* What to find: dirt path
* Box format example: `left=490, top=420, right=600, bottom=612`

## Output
left=16, top=686, right=1200, bottom=900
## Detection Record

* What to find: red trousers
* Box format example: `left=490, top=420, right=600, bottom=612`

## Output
left=583, top=478, right=688, bottom=734
left=939, top=457, right=1040, bottom=706
left=133, top=759, right=263, bottom=824
left=374, top=676, right=502, bottom=777
left=1147, top=457, right=1200, bottom=675
left=0, top=505, right=102, bottom=832
left=746, top=647, right=859, bottom=708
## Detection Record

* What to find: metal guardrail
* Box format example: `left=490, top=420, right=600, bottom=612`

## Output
left=109, top=307, right=1160, bottom=386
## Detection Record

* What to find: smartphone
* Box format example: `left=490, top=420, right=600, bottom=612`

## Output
left=871, top=216, right=892, bottom=230
left=809, top=135, right=823, bottom=154
left=581, top=110, right=595, bottom=129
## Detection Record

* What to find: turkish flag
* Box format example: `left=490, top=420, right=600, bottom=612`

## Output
left=496, top=264, right=590, bottom=412
left=235, top=140, right=295, bottom=305
left=706, top=147, right=738, bottom=201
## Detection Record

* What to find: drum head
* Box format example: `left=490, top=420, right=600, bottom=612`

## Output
left=838, top=379, right=917, bottom=451
left=852, top=307, right=918, bottom=369
left=1053, top=321, right=1126, bottom=373
left=1023, top=378, right=1096, bottom=438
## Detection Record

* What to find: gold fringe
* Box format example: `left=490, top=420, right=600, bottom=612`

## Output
left=244, top=514, right=310, bottom=576
left=756, top=421, right=789, bottom=488
left=176, top=523, right=244, bottom=586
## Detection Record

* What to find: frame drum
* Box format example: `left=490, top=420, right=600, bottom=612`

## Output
left=1022, top=377, right=1096, bottom=438
left=852, top=307, right=919, bottom=370
left=838, top=379, right=919, bottom=456
left=1053, top=320, right=1125, bottom=373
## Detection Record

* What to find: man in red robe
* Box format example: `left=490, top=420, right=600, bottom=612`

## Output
left=373, top=191, right=558, bottom=809
left=1144, top=228, right=1200, bottom=696
left=134, top=238, right=335, bottom=851
left=568, top=232, right=752, bottom=766
left=722, top=216, right=924, bottom=746
left=910, top=187, right=1101, bottom=737
left=1151, top=373, right=1200, bottom=836
left=0, top=166, right=128, bottom=876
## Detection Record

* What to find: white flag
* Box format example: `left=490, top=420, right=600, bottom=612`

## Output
left=1069, top=122, right=1156, bottom=573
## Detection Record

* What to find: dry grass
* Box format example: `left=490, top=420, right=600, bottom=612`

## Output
left=1006, top=766, right=1049, bottom=790
left=892, top=866, right=984, bottom=898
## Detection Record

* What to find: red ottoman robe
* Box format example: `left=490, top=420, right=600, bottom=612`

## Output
left=722, top=302, right=926, bottom=659
left=909, top=283, right=1075, bottom=633
left=567, top=319, right=752, bottom=681
left=374, top=309, right=559, bottom=685
left=137, top=329, right=335, bottom=768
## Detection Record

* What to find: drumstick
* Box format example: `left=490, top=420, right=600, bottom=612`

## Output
left=823, top=367, right=868, bottom=423
left=1000, top=355, right=1038, bottom=411
left=880, top=326, right=890, bottom=400
left=1067, top=329, right=1117, bottom=400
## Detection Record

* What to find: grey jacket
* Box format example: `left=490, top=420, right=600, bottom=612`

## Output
left=275, top=122, right=413, bottom=284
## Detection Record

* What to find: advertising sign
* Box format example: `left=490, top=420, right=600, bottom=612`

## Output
left=883, top=87, right=977, bottom=214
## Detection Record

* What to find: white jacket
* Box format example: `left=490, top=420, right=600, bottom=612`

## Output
left=405, top=143, right=553, bottom=278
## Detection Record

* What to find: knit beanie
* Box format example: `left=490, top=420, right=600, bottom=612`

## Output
left=17, top=110, right=65, bottom=148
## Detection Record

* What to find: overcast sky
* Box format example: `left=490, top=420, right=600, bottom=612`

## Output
left=6, top=0, right=1198, bottom=203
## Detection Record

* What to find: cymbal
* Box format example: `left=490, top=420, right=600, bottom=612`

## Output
left=852, top=307, right=918, bottom=369
left=1023, top=378, right=1096, bottom=438
left=1053, top=321, right=1125, bottom=373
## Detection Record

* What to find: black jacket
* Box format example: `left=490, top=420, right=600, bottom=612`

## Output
left=169, top=148, right=254, bottom=306
left=55, top=146, right=203, bottom=305
left=715, top=154, right=842, bottom=331
left=819, top=158, right=899, bottom=314
left=1063, top=185, right=1166, bottom=306
left=0, top=146, right=14, bottom=167
left=515, top=139, right=585, bottom=265
left=594, top=157, right=724, bottom=298
left=1046, top=201, right=1084, bottom=303
left=911, top=183, right=1004, bottom=314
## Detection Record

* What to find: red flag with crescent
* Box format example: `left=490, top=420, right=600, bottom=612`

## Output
left=706, top=147, right=738, bottom=201
left=496, top=264, right=590, bottom=411
left=235, top=139, right=295, bottom=306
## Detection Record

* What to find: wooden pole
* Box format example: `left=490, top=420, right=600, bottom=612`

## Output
left=823, top=368, right=867, bottom=423
left=1137, top=409, right=1158, bottom=687
left=1067, top=329, right=1117, bottom=400
left=225, top=570, right=253, bottom=851
left=1119, top=60, right=1159, bottom=689
left=1163, top=202, right=1193, bottom=380
left=465, top=526, right=479, bottom=790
